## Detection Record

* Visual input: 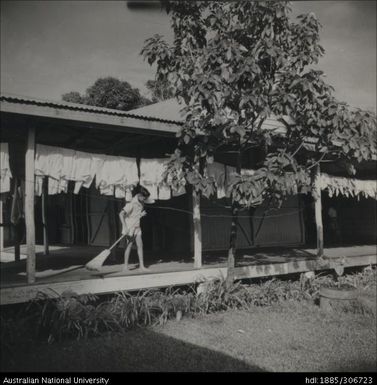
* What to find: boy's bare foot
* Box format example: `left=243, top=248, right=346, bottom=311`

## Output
left=122, top=266, right=129, bottom=272
left=139, top=266, right=150, bottom=272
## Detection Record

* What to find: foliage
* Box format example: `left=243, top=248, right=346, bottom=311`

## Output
left=62, top=77, right=152, bottom=111
left=61, top=91, right=85, bottom=104
left=145, top=79, right=175, bottom=102
left=141, top=1, right=376, bottom=206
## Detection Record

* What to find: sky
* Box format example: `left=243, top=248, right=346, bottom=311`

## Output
left=1, top=1, right=376, bottom=111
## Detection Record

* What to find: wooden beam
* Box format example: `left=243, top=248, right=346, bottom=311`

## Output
left=11, top=178, right=21, bottom=262
left=0, top=200, right=3, bottom=252
left=25, top=126, right=36, bottom=283
left=0, top=102, right=179, bottom=136
left=192, top=189, right=202, bottom=268
left=13, top=224, right=21, bottom=262
left=313, top=164, right=324, bottom=257
left=42, top=177, right=49, bottom=255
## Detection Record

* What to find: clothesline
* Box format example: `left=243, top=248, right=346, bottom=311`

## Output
left=2, top=142, right=376, bottom=202
left=74, top=189, right=304, bottom=219
left=3, top=175, right=305, bottom=219
left=6, top=178, right=304, bottom=219
left=31, top=144, right=260, bottom=201
left=147, top=205, right=305, bottom=219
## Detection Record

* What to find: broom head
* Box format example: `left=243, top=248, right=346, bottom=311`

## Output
left=85, top=249, right=111, bottom=271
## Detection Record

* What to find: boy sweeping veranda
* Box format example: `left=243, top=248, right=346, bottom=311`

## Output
left=86, top=185, right=154, bottom=272
left=119, top=185, right=154, bottom=272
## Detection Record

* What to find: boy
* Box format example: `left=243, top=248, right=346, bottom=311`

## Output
left=119, top=185, right=154, bottom=271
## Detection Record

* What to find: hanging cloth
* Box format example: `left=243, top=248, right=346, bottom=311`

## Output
left=225, top=165, right=237, bottom=198
left=0, top=143, right=12, bottom=193
left=96, top=155, right=138, bottom=197
left=10, top=179, right=23, bottom=225
left=35, top=144, right=64, bottom=196
left=320, top=173, right=377, bottom=200
left=140, top=158, right=171, bottom=200
left=206, top=162, right=226, bottom=199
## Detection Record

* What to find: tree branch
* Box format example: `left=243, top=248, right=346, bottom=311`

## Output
left=307, top=152, right=327, bottom=170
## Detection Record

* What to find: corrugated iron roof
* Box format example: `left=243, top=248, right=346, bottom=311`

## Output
left=126, top=99, right=185, bottom=123
left=1, top=94, right=287, bottom=131
left=0, top=94, right=184, bottom=125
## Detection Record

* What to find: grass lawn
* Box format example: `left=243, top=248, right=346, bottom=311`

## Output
left=3, top=289, right=376, bottom=372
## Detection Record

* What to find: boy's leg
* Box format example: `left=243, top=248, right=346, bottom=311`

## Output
left=135, top=231, right=148, bottom=270
left=123, top=239, right=133, bottom=271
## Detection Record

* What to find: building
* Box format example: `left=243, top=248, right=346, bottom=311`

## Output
left=0, top=94, right=375, bottom=304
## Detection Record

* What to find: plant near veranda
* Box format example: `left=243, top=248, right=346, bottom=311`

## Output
left=141, top=1, right=376, bottom=283
left=1, top=268, right=374, bottom=351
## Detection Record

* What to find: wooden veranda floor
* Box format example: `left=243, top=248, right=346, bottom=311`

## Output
left=0, top=244, right=376, bottom=305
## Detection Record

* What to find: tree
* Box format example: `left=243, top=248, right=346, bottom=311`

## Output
left=141, top=1, right=376, bottom=283
left=62, top=77, right=152, bottom=111
left=62, top=91, right=86, bottom=104
left=145, top=79, right=175, bottom=102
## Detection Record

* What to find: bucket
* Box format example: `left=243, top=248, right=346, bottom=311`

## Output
left=319, top=286, right=358, bottom=312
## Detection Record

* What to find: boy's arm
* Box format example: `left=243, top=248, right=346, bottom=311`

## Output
left=119, top=204, right=133, bottom=234
left=119, top=210, right=128, bottom=234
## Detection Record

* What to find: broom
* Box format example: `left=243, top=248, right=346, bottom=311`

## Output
left=85, top=234, right=127, bottom=271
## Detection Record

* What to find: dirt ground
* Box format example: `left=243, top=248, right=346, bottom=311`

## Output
left=3, top=292, right=376, bottom=372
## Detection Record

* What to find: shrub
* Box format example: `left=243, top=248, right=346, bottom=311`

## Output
left=1, top=267, right=375, bottom=345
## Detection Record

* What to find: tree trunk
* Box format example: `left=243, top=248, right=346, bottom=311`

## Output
left=226, top=148, right=242, bottom=286
left=226, top=203, right=238, bottom=286
left=192, top=189, right=202, bottom=268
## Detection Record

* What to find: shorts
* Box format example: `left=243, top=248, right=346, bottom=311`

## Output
left=124, top=227, right=141, bottom=242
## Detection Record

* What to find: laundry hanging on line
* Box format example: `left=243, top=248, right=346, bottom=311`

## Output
left=206, top=162, right=227, bottom=199
left=319, top=173, right=377, bottom=200
left=95, top=154, right=138, bottom=199
left=10, top=178, right=23, bottom=225
left=34, top=144, right=139, bottom=198
left=139, top=158, right=173, bottom=200
left=0, top=143, right=13, bottom=194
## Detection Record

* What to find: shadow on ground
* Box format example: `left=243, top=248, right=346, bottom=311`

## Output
left=2, top=328, right=264, bottom=372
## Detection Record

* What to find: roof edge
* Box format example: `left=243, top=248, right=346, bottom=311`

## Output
left=0, top=94, right=183, bottom=126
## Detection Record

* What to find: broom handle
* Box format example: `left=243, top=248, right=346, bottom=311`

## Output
left=108, top=234, right=127, bottom=251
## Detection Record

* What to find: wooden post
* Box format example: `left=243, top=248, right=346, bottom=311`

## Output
left=14, top=224, right=21, bottom=262
left=192, top=189, right=202, bottom=268
left=42, top=177, right=49, bottom=255
left=11, top=178, right=21, bottom=261
left=0, top=200, right=3, bottom=252
left=313, top=164, right=324, bottom=257
left=108, top=199, right=118, bottom=260
left=25, top=127, right=36, bottom=283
